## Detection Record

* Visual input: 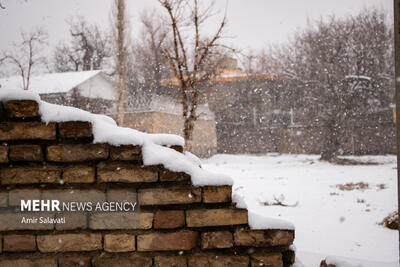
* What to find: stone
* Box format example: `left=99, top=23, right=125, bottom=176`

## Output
left=46, top=144, right=108, bottom=162
left=5, top=100, right=39, bottom=118
left=201, top=231, right=233, bottom=249
left=59, top=121, right=93, bottom=139
left=188, top=254, right=249, bottom=267
left=0, top=145, right=8, bottom=163
left=159, top=169, right=190, bottom=182
left=186, top=208, right=248, bottom=227
left=58, top=256, right=91, bottom=267
left=9, top=188, right=41, bottom=206
left=154, top=210, right=185, bottom=229
left=250, top=253, right=283, bottom=267
left=0, top=166, right=60, bottom=184
left=0, top=258, right=57, bottom=267
left=92, top=257, right=152, bottom=267
left=104, top=234, right=136, bottom=252
left=110, top=145, right=141, bottom=161
left=137, top=231, right=198, bottom=251
left=89, top=212, right=153, bottom=230
left=234, top=230, right=294, bottom=247
left=3, top=234, right=36, bottom=251
left=37, top=233, right=102, bottom=252
left=154, top=256, right=187, bottom=267
left=62, top=166, right=95, bottom=183
left=98, top=162, right=158, bottom=183
left=0, top=122, right=56, bottom=140
left=9, top=144, right=43, bottom=161
left=139, top=186, right=201, bottom=205
left=202, top=186, right=232, bottom=203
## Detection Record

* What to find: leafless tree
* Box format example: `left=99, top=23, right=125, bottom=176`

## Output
left=0, top=28, right=47, bottom=90
left=52, top=17, right=111, bottom=72
left=158, top=0, right=230, bottom=149
left=112, top=0, right=129, bottom=125
left=261, top=8, right=394, bottom=161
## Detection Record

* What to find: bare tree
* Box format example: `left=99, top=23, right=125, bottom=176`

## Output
left=52, top=17, right=111, bottom=72
left=112, top=0, right=129, bottom=125
left=158, top=0, right=229, bottom=149
left=0, top=28, right=47, bottom=90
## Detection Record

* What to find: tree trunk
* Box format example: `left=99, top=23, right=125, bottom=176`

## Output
left=320, top=119, right=340, bottom=161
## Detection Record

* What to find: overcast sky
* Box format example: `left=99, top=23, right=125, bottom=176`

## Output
left=0, top=0, right=394, bottom=54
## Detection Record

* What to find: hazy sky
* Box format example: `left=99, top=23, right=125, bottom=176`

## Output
left=0, top=0, right=394, bottom=53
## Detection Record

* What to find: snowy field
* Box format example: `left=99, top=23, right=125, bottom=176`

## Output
left=202, top=154, right=398, bottom=267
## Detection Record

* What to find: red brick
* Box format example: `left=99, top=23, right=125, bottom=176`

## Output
left=0, top=258, right=57, bottom=267
left=160, top=169, right=190, bottom=182
left=110, top=145, right=141, bottom=161
left=139, top=186, right=201, bottom=205
left=154, top=210, right=185, bottom=229
left=188, top=254, right=249, bottom=267
left=3, top=234, right=36, bottom=251
left=203, top=186, right=232, bottom=203
left=154, top=256, right=187, bottom=267
left=9, top=144, right=43, bottom=161
left=0, top=145, right=8, bottom=163
left=0, top=122, right=56, bottom=140
left=104, top=234, right=135, bottom=252
left=98, top=162, right=157, bottom=183
left=186, top=208, right=248, bottom=227
left=251, top=253, right=283, bottom=267
left=46, top=144, right=108, bottom=162
left=137, top=231, right=198, bottom=251
left=92, top=257, right=152, bottom=267
left=234, top=229, right=294, bottom=247
left=5, top=100, right=39, bottom=118
left=62, top=166, right=95, bottom=183
left=37, top=233, right=102, bottom=252
left=0, top=166, right=60, bottom=184
left=59, top=121, right=93, bottom=139
left=9, top=188, right=41, bottom=206
left=59, top=256, right=91, bottom=267
left=201, top=231, right=233, bottom=249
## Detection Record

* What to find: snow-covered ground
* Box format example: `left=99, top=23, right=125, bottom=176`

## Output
left=202, top=154, right=398, bottom=267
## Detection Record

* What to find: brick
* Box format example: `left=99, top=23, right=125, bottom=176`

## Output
left=107, top=189, right=137, bottom=202
left=59, top=256, right=91, bottom=267
left=110, top=145, right=141, bottom=161
left=5, top=100, right=39, bottom=118
left=62, top=166, right=95, bottom=183
left=234, top=230, right=294, bottom=247
left=104, top=234, right=135, bottom=252
left=154, top=210, right=185, bottom=229
left=9, top=188, right=41, bottom=206
left=42, top=189, right=105, bottom=204
left=154, top=256, right=187, bottom=267
left=59, top=121, right=93, bottom=139
left=3, top=234, right=36, bottom=251
left=137, top=231, right=198, bottom=251
left=251, top=253, right=283, bottom=267
left=0, top=191, right=7, bottom=207
left=37, top=233, right=102, bottom=252
left=188, top=255, right=249, bottom=267
left=0, top=212, right=55, bottom=230
left=139, top=186, right=201, bottom=205
left=92, top=257, right=152, bottom=267
left=89, top=212, right=153, bottom=230
left=98, top=162, right=157, bottom=183
left=9, top=144, right=43, bottom=161
left=283, top=250, right=295, bottom=266
left=0, top=258, right=57, bottom=267
left=0, top=122, right=56, bottom=140
left=201, top=231, right=233, bottom=249
left=46, top=144, right=108, bottom=162
left=159, top=169, right=190, bottom=182
left=203, top=186, right=232, bottom=203
left=0, top=166, right=60, bottom=184
left=0, top=145, right=8, bottom=163
left=55, top=212, right=87, bottom=230
left=186, top=208, right=248, bottom=227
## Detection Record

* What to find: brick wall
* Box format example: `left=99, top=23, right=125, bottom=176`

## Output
left=0, top=100, right=295, bottom=267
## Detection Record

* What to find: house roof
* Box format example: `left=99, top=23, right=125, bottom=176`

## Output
left=0, top=70, right=103, bottom=94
